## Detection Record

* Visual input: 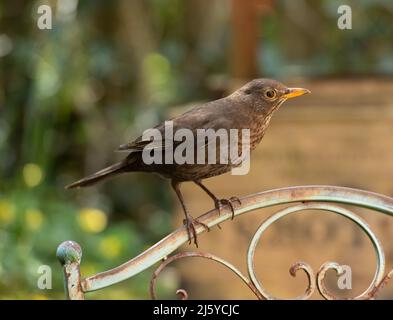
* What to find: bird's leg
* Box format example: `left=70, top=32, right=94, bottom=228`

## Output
left=171, top=181, right=209, bottom=247
left=194, top=180, right=241, bottom=220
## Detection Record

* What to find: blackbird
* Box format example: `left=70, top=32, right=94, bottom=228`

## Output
left=66, top=79, right=310, bottom=246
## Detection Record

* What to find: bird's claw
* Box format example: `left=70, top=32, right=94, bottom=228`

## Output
left=215, top=196, right=241, bottom=220
left=183, top=216, right=210, bottom=247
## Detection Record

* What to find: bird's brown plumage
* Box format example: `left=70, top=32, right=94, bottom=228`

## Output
left=66, top=78, right=310, bottom=246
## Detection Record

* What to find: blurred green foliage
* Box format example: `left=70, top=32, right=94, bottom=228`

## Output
left=0, top=0, right=392, bottom=299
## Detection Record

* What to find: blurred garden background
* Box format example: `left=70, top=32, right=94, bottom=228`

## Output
left=0, top=0, right=393, bottom=299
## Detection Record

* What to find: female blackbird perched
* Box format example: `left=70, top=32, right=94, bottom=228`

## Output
left=66, top=79, right=310, bottom=246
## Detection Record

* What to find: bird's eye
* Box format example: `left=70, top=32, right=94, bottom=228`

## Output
left=264, top=89, right=277, bottom=100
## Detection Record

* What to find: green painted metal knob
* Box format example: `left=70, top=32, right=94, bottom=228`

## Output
left=56, top=240, right=82, bottom=265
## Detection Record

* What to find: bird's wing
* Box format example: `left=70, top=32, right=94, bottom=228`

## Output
left=117, top=130, right=164, bottom=152
left=117, top=98, right=241, bottom=152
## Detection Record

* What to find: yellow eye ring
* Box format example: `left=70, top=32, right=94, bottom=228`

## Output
left=264, top=88, right=277, bottom=100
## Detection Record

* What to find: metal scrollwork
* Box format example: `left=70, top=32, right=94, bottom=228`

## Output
left=247, top=203, right=388, bottom=300
left=150, top=202, right=392, bottom=300
left=150, top=252, right=263, bottom=300
left=57, top=186, right=393, bottom=300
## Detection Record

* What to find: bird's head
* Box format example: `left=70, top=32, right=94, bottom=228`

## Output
left=237, top=78, right=310, bottom=114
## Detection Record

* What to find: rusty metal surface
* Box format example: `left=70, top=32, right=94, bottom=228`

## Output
left=80, top=185, right=393, bottom=294
left=368, top=268, right=393, bottom=299
left=247, top=203, right=386, bottom=300
left=56, top=185, right=393, bottom=299
left=150, top=252, right=264, bottom=300
left=56, top=241, right=85, bottom=300
left=147, top=202, right=391, bottom=300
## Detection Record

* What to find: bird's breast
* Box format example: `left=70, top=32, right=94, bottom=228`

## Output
left=248, top=114, right=272, bottom=150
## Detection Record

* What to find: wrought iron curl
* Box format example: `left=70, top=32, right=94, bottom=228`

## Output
left=247, top=202, right=388, bottom=300
left=151, top=202, right=392, bottom=300
left=58, top=186, right=393, bottom=299
left=150, top=252, right=263, bottom=300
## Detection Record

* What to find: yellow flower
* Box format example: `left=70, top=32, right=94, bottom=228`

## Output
left=0, top=200, right=16, bottom=225
left=23, top=163, right=44, bottom=187
left=25, top=209, right=44, bottom=231
left=31, top=294, right=48, bottom=300
left=99, top=235, right=123, bottom=259
left=78, top=208, right=107, bottom=233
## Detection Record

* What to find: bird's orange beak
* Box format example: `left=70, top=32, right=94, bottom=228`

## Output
left=283, top=88, right=311, bottom=99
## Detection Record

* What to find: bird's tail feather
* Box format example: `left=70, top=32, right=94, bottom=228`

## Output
left=65, top=161, right=126, bottom=189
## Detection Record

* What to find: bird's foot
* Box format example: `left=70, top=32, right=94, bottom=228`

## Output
left=215, top=197, right=242, bottom=220
left=183, top=216, right=210, bottom=247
